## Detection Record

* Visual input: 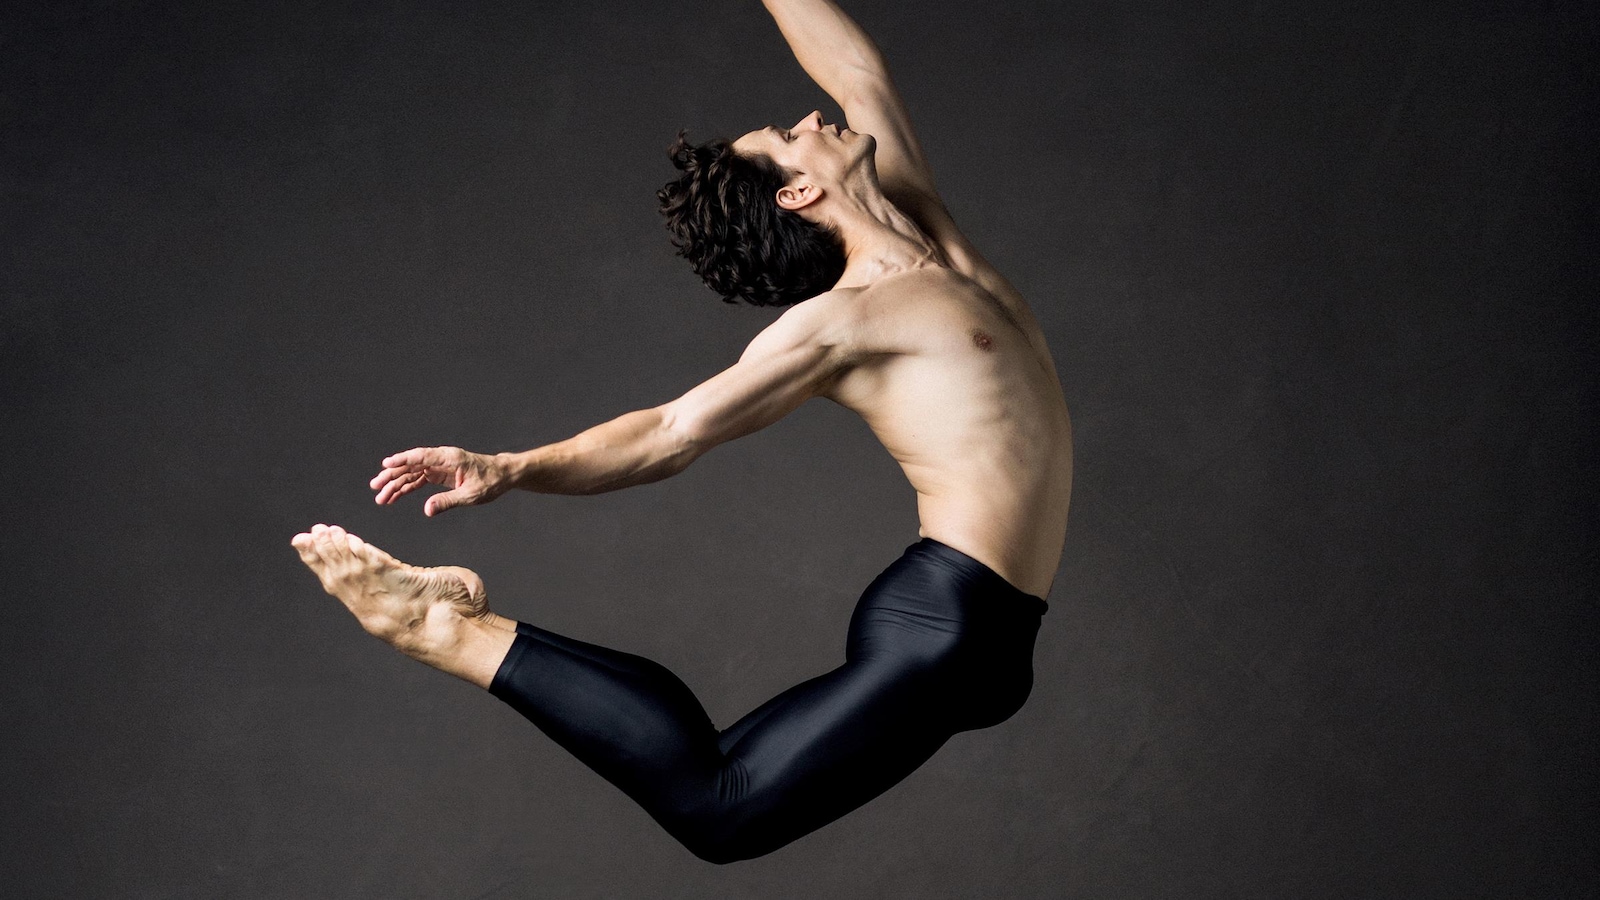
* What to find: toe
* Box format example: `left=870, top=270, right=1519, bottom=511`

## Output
left=292, top=535, right=321, bottom=568
left=322, top=526, right=352, bottom=563
left=350, top=537, right=401, bottom=570
left=295, top=534, right=332, bottom=577
left=311, top=529, right=340, bottom=563
left=339, top=528, right=365, bottom=559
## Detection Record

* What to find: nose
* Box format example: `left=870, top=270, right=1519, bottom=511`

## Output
left=793, top=110, right=824, bottom=132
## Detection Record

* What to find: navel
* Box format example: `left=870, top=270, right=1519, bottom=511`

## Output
left=971, top=329, right=994, bottom=351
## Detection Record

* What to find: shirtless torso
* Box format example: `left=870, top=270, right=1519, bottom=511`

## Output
left=818, top=260, right=1072, bottom=599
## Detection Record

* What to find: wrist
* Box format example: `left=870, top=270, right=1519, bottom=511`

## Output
left=492, top=451, right=528, bottom=492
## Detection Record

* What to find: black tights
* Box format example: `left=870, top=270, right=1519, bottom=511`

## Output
left=488, top=538, right=1048, bottom=864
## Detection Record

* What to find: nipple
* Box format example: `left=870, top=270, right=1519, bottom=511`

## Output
left=971, top=329, right=994, bottom=351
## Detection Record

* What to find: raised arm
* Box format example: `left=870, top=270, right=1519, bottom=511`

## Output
left=761, top=0, right=941, bottom=207
left=370, top=295, right=857, bottom=512
left=759, top=0, right=1026, bottom=303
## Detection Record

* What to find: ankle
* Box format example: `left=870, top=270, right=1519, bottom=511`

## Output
left=398, top=612, right=516, bottom=689
left=388, top=602, right=477, bottom=661
left=482, top=611, right=520, bottom=633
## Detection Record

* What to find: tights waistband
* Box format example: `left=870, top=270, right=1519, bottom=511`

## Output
left=908, top=537, right=1050, bottom=617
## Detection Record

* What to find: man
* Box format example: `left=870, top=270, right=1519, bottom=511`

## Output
left=292, top=0, right=1072, bottom=864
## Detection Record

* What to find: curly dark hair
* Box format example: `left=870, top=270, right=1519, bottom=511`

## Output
left=657, top=130, right=847, bottom=307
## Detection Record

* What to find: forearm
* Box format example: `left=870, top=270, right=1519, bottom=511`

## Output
left=761, top=0, right=888, bottom=102
left=497, top=407, right=699, bottom=496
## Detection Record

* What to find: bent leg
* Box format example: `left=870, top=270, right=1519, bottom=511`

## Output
left=490, top=622, right=730, bottom=840
left=490, top=621, right=952, bottom=863
left=486, top=538, right=1046, bottom=864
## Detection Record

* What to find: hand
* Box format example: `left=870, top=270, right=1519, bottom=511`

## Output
left=369, top=446, right=511, bottom=516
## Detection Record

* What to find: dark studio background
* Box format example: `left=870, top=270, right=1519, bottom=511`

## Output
left=2, top=0, right=1594, bottom=896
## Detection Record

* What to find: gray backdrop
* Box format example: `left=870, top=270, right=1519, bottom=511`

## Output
left=2, top=0, right=1593, bottom=897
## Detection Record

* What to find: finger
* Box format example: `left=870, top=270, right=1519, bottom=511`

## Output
left=381, top=447, right=437, bottom=470
left=373, top=461, right=433, bottom=492
left=375, top=470, right=426, bottom=504
left=372, top=452, right=432, bottom=490
left=388, top=472, right=430, bottom=501
left=370, top=466, right=405, bottom=491
left=424, top=489, right=469, bottom=517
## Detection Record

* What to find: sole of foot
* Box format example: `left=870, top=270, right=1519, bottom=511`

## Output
left=290, top=523, right=494, bottom=654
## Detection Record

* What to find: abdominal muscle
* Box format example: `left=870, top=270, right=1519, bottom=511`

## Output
left=902, top=407, right=1074, bottom=600
left=822, top=271, right=1074, bottom=599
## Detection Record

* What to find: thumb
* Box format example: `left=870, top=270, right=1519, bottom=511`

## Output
left=424, top=489, right=468, bottom=517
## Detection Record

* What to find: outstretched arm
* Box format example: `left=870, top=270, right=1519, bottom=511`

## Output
left=507, top=296, right=853, bottom=493
left=761, top=0, right=940, bottom=206
left=370, top=295, right=857, bottom=511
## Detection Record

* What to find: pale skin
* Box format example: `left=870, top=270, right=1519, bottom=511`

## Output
left=294, top=0, right=1073, bottom=690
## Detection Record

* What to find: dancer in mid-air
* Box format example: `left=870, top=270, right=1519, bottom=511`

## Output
left=292, top=0, right=1072, bottom=863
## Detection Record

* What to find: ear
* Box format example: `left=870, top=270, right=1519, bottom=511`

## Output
left=776, top=181, right=823, bottom=212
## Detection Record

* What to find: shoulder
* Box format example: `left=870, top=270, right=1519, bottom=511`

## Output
left=775, top=287, right=872, bottom=337
left=741, top=288, right=869, bottom=364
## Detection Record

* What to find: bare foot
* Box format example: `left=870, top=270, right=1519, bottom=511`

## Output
left=291, top=524, right=515, bottom=685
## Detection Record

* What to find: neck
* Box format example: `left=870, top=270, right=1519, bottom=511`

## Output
left=815, top=179, right=946, bottom=288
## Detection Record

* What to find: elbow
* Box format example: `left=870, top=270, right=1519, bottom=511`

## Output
left=840, top=64, right=892, bottom=102
left=655, top=404, right=711, bottom=472
left=836, top=47, right=887, bottom=82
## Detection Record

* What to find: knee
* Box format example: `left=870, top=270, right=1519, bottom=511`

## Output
left=682, top=835, right=751, bottom=866
left=653, top=782, right=769, bottom=865
left=665, top=814, right=762, bottom=865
